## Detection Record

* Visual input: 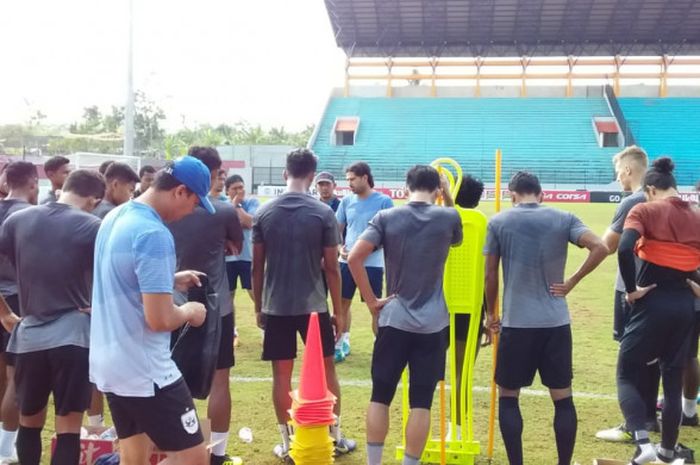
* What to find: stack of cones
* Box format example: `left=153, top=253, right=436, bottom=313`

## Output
left=289, top=313, right=336, bottom=465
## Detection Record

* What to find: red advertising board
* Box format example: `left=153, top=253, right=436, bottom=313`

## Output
left=680, top=192, right=699, bottom=203
left=482, top=189, right=590, bottom=203
left=260, top=186, right=697, bottom=204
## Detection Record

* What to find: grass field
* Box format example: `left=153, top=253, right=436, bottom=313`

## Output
left=38, top=201, right=700, bottom=464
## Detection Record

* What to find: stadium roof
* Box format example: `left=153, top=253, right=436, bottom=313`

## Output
left=324, top=0, right=700, bottom=57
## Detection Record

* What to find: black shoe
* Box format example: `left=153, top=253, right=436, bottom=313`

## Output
left=675, top=443, right=696, bottom=463
left=654, top=443, right=696, bottom=464
left=682, top=413, right=699, bottom=426
left=211, top=454, right=243, bottom=465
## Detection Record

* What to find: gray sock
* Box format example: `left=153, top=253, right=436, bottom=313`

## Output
left=402, top=453, right=420, bottom=465
left=367, top=442, right=384, bottom=465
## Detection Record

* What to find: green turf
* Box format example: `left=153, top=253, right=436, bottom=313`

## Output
left=38, top=201, right=700, bottom=464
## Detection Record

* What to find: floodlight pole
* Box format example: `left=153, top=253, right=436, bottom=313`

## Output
left=123, top=0, right=136, bottom=157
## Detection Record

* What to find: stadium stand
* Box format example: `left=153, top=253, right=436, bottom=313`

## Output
left=312, top=96, right=620, bottom=186
left=313, top=0, right=700, bottom=191
left=618, top=98, right=700, bottom=186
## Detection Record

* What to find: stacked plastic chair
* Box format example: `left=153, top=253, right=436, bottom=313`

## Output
left=289, top=312, right=336, bottom=465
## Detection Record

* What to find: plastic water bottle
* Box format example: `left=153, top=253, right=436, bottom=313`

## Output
left=99, top=427, right=117, bottom=440
left=238, top=427, right=253, bottom=443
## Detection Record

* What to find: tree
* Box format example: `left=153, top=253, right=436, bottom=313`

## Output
left=103, top=106, right=124, bottom=133
left=132, top=91, right=166, bottom=154
left=70, top=106, right=103, bottom=134
left=288, top=125, right=315, bottom=147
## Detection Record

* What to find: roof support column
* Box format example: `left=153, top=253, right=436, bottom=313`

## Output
left=659, top=54, right=669, bottom=97
left=475, top=56, right=483, bottom=97
left=613, top=55, right=622, bottom=96
left=566, top=56, right=576, bottom=97
left=386, top=58, right=394, bottom=97
left=344, top=58, right=351, bottom=97
left=430, top=57, right=438, bottom=97
left=520, top=56, right=529, bottom=97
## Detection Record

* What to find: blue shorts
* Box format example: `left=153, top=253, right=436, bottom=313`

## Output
left=340, top=262, right=383, bottom=301
left=226, top=260, right=251, bottom=291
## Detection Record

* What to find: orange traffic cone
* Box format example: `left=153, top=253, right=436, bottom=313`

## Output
left=289, top=313, right=336, bottom=465
left=298, top=313, right=331, bottom=402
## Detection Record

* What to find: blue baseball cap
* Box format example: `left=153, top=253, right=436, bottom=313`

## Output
left=166, top=156, right=215, bottom=214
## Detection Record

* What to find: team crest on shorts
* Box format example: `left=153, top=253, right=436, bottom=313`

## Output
left=180, top=409, right=199, bottom=435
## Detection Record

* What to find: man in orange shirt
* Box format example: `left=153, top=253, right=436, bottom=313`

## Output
left=617, top=157, right=700, bottom=464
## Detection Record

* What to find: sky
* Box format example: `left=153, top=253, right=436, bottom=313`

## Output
left=0, top=0, right=347, bottom=131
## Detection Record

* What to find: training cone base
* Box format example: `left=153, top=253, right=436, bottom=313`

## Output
left=290, top=425, right=335, bottom=465
left=287, top=313, right=338, bottom=464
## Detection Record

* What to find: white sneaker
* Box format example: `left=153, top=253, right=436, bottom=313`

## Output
left=273, top=444, right=289, bottom=459
left=595, top=423, right=633, bottom=442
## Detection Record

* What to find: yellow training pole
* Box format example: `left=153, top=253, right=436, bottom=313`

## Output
left=439, top=381, right=447, bottom=465
left=487, top=149, right=502, bottom=462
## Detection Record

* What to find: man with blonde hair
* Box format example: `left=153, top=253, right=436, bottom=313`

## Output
left=596, top=146, right=660, bottom=442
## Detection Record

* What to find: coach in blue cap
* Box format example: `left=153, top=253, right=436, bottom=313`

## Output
left=90, top=156, right=213, bottom=465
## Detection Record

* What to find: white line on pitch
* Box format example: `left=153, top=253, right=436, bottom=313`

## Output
left=230, top=376, right=616, bottom=401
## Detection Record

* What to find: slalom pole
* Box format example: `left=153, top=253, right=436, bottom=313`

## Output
left=486, top=149, right=502, bottom=463
left=439, top=380, right=447, bottom=465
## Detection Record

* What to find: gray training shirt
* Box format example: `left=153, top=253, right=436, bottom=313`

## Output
left=486, top=203, right=589, bottom=329
left=91, top=199, right=117, bottom=219
left=40, top=190, right=58, bottom=205
left=359, top=202, right=463, bottom=334
left=0, top=199, right=32, bottom=297
left=0, top=202, right=100, bottom=353
left=169, top=197, right=243, bottom=318
left=609, top=190, right=646, bottom=292
left=253, top=192, right=340, bottom=316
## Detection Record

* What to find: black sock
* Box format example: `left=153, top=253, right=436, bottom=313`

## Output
left=499, top=397, right=523, bottom=465
left=553, top=397, right=577, bottom=465
left=51, top=433, right=80, bottom=465
left=17, top=426, right=43, bottom=465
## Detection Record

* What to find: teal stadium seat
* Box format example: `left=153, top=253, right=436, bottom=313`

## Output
left=618, top=98, right=700, bottom=186
left=312, top=97, right=620, bottom=185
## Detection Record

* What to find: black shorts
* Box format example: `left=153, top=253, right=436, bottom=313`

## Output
left=454, top=300, right=486, bottom=342
left=226, top=260, right=251, bottom=291
left=217, top=312, right=235, bottom=370
left=14, top=345, right=91, bottom=416
left=613, top=290, right=632, bottom=341
left=340, top=263, right=383, bottom=301
left=619, top=287, right=695, bottom=370
left=690, top=311, right=700, bottom=360
left=370, top=326, right=449, bottom=409
left=106, top=378, right=204, bottom=452
left=496, top=325, right=573, bottom=390
left=1, top=294, right=19, bottom=364
left=262, top=313, right=335, bottom=361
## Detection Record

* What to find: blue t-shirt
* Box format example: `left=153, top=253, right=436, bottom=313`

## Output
left=336, top=192, right=393, bottom=267
left=227, top=198, right=260, bottom=263
left=89, top=201, right=180, bottom=397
